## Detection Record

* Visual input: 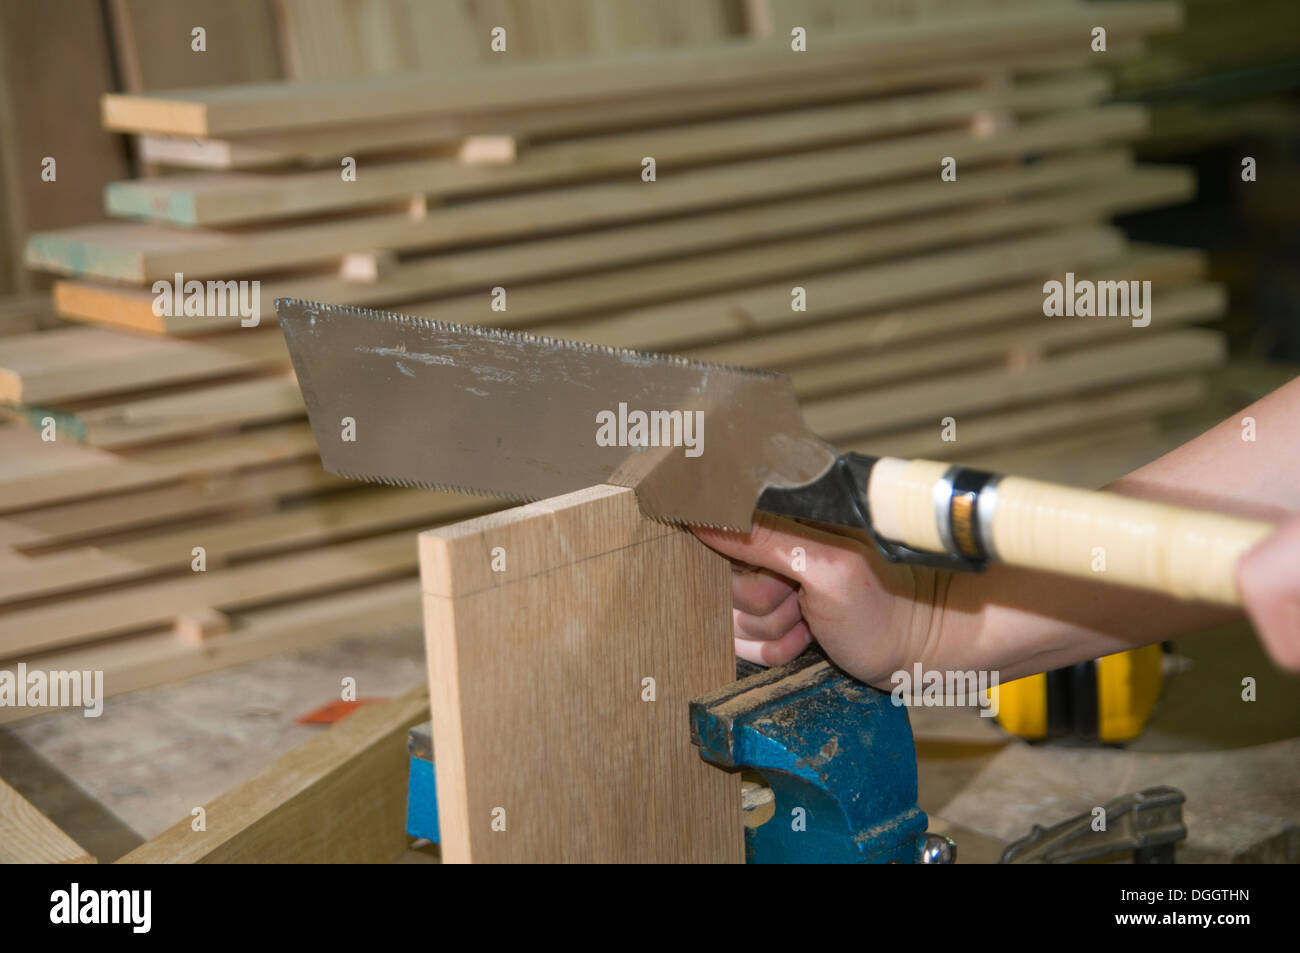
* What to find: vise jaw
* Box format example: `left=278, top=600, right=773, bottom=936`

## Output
left=690, top=647, right=932, bottom=864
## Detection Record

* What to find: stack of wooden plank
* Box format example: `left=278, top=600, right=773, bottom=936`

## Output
left=1, top=2, right=1229, bottom=716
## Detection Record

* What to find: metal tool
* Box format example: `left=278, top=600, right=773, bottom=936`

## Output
left=690, top=647, right=931, bottom=863
left=277, top=299, right=1274, bottom=606
left=1000, top=786, right=1187, bottom=864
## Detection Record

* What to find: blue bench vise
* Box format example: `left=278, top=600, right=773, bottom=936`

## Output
left=405, top=646, right=949, bottom=864
left=691, top=647, right=937, bottom=863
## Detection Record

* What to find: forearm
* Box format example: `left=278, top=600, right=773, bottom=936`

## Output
left=929, top=378, right=1300, bottom=680
left=936, top=561, right=1235, bottom=681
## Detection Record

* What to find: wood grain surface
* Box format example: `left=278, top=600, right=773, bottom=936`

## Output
left=420, top=485, right=743, bottom=862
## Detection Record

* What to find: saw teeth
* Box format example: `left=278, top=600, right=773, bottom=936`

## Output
left=328, top=467, right=538, bottom=504
left=274, top=297, right=785, bottom=382
left=331, top=465, right=743, bottom=529
left=642, top=510, right=746, bottom=533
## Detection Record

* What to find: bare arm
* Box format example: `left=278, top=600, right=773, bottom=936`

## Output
left=935, top=376, right=1300, bottom=681
left=694, top=377, right=1300, bottom=687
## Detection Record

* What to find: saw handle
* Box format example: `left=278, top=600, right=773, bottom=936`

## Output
left=864, top=457, right=1275, bottom=607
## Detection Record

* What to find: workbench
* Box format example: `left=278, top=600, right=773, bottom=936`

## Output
left=4, top=617, right=1295, bottom=863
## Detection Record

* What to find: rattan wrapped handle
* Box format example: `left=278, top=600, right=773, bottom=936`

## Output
left=866, top=457, right=1275, bottom=606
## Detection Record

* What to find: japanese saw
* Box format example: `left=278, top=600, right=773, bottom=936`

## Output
left=277, top=299, right=1275, bottom=607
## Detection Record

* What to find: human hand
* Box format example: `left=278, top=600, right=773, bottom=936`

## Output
left=1238, top=514, right=1300, bottom=671
left=692, top=514, right=951, bottom=688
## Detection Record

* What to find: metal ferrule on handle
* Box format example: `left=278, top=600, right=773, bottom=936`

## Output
left=864, top=456, right=1276, bottom=607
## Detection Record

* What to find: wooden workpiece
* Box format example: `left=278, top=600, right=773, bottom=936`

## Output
left=420, top=485, right=743, bottom=863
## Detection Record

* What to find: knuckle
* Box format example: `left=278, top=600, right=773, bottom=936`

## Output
left=816, top=542, right=867, bottom=592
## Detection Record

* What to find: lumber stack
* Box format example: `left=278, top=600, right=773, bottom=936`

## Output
left=1, top=2, right=1229, bottom=716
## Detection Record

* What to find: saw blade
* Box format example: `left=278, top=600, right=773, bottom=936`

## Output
left=276, top=298, right=836, bottom=530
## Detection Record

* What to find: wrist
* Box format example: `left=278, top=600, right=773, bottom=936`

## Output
left=918, top=565, right=988, bottom=672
